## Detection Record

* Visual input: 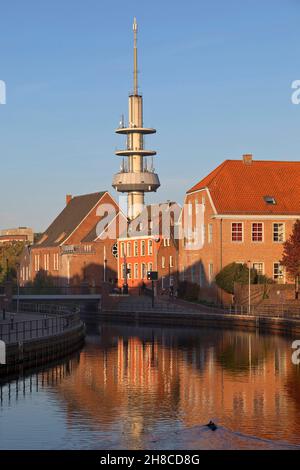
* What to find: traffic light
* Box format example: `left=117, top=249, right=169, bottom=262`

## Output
left=147, top=271, right=158, bottom=281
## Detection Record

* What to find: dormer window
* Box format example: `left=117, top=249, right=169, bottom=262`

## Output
left=264, top=195, right=276, bottom=205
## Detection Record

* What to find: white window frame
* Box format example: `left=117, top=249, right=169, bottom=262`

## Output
left=251, top=222, right=264, bottom=243
left=162, top=256, right=165, bottom=269
left=148, top=239, right=153, bottom=255
left=252, top=262, right=264, bottom=275
left=141, top=240, right=145, bottom=256
left=273, top=262, right=285, bottom=283
left=231, top=222, right=244, bottom=243
left=134, top=241, right=138, bottom=257
left=273, top=223, right=285, bottom=243
left=134, top=263, right=139, bottom=279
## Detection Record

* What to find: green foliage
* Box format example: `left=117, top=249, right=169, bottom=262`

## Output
left=25, top=269, right=59, bottom=294
left=178, top=281, right=200, bottom=301
left=215, top=262, right=273, bottom=295
left=0, top=241, right=26, bottom=284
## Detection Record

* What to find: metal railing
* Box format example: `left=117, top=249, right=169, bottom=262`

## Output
left=0, top=304, right=82, bottom=344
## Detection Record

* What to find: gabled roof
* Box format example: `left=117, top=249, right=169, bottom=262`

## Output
left=187, top=159, right=300, bottom=215
left=36, top=192, right=106, bottom=247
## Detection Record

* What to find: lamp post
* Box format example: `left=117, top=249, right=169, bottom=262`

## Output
left=248, top=260, right=251, bottom=314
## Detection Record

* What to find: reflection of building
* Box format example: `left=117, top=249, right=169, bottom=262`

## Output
left=55, top=326, right=300, bottom=446
left=0, top=227, right=33, bottom=244
left=180, top=155, right=300, bottom=301
left=20, top=192, right=127, bottom=288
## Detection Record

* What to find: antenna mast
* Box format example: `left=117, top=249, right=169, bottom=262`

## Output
left=133, top=17, right=138, bottom=95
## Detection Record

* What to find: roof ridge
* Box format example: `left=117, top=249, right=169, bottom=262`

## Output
left=187, top=160, right=229, bottom=193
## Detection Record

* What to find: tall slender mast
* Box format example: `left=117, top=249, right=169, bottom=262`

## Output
left=133, top=17, right=138, bottom=96
left=112, top=18, right=160, bottom=220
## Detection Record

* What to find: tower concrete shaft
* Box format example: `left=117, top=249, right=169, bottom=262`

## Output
left=112, top=18, right=160, bottom=220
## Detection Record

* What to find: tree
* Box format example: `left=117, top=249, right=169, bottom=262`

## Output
left=281, top=219, right=300, bottom=299
left=215, top=262, right=271, bottom=295
left=0, top=241, right=26, bottom=284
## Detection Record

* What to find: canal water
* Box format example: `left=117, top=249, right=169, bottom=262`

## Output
left=0, top=321, right=300, bottom=449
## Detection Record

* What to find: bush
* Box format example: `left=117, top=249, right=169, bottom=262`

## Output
left=215, top=262, right=273, bottom=295
left=177, top=281, right=200, bottom=301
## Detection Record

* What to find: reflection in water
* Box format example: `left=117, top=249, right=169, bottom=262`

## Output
left=0, top=323, right=299, bottom=449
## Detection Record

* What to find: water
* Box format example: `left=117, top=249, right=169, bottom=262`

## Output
left=0, top=321, right=300, bottom=450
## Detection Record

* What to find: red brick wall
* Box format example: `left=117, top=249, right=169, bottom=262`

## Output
left=179, top=188, right=298, bottom=302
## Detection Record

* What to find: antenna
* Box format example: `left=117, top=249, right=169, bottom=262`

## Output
left=133, top=17, right=138, bottom=95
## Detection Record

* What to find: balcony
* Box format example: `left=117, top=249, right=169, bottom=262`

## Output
left=61, top=245, right=96, bottom=255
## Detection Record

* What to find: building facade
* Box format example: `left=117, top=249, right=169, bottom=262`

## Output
left=179, top=155, right=300, bottom=302
left=117, top=203, right=179, bottom=293
left=20, top=191, right=127, bottom=290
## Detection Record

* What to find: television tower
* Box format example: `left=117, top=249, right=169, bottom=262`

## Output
left=112, top=17, right=160, bottom=220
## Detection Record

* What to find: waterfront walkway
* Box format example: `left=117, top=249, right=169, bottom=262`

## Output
left=0, top=311, right=79, bottom=344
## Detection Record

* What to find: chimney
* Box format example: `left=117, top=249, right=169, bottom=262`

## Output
left=66, top=194, right=72, bottom=206
left=243, top=153, right=253, bottom=165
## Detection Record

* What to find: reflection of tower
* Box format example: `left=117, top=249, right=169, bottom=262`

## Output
left=112, top=18, right=160, bottom=220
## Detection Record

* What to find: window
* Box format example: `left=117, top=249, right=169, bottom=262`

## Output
left=199, top=263, right=204, bottom=287
left=253, top=262, right=264, bottom=275
left=169, top=256, right=174, bottom=268
left=134, top=263, right=139, bottom=279
left=231, top=223, right=243, bottom=242
left=148, top=262, right=153, bottom=272
left=127, top=263, right=132, bottom=279
left=252, top=223, right=263, bottom=242
left=134, top=241, right=138, bottom=256
left=127, top=242, right=132, bottom=257
left=208, top=263, right=214, bottom=284
left=163, top=238, right=170, bottom=247
left=44, top=254, right=49, bottom=271
left=141, top=240, right=145, bottom=256
left=202, top=224, right=206, bottom=244
left=121, top=263, right=125, bottom=279
left=264, top=195, right=276, bottom=205
left=148, top=239, right=153, bottom=255
left=162, top=256, right=165, bottom=269
left=120, top=242, right=125, bottom=257
left=273, top=223, right=285, bottom=243
left=34, top=254, right=40, bottom=272
left=53, top=253, right=59, bottom=271
left=208, top=224, right=213, bottom=243
left=141, top=263, right=146, bottom=279
left=273, top=263, right=284, bottom=283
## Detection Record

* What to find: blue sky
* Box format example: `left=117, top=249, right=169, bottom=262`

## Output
left=0, top=0, right=300, bottom=231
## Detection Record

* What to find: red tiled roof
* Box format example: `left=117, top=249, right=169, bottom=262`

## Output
left=187, top=160, right=300, bottom=215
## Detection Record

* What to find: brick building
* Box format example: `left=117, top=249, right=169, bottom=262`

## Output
left=179, top=155, right=300, bottom=302
left=20, top=191, right=127, bottom=290
left=117, top=202, right=180, bottom=293
left=0, top=227, right=34, bottom=245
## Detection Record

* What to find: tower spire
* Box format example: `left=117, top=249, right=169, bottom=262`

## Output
left=133, top=17, right=138, bottom=95
left=112, top=19, right=160, bottom=220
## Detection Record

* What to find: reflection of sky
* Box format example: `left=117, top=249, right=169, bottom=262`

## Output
left=0, top=324, right=299, bottom=449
